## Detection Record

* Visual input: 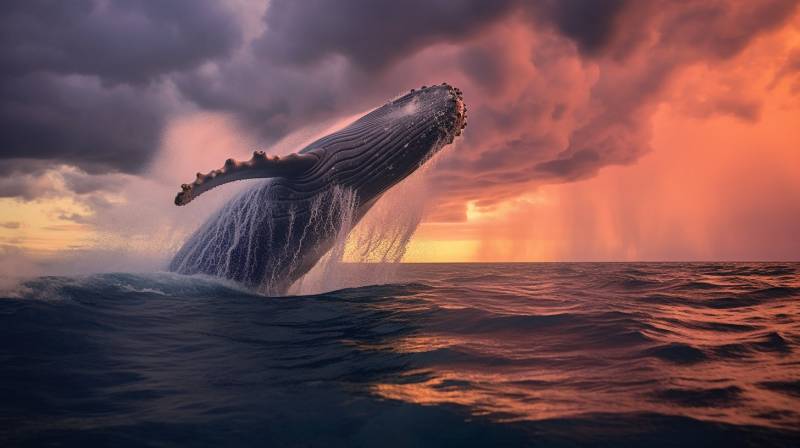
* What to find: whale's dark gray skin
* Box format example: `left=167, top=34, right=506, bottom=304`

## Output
left=169, top=84, right=467, bottom=295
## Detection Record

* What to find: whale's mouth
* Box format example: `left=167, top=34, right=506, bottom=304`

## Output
left=451, top=84, right=468, bottom=140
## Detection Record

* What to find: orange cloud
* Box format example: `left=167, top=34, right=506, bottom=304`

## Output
left=412, top=24, right=800, bottom=261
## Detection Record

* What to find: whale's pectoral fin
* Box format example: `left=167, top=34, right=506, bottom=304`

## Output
left=174, top=151, right=318, bottom=206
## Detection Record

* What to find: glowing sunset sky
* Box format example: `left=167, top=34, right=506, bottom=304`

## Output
left=1, top=1, right=799, bottom=273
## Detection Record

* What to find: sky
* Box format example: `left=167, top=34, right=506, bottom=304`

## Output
left=1, top=0, right=799, bottom=273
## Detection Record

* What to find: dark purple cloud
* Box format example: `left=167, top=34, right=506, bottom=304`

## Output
left=0, top=0, right=241, bottom=180
left=0, top=73, right=167, bottom=175
left=529, top=0, right=630, bottom=56
left=0, top=0, right=241, bottom=84
left=255, top=0, right=517, bottom=69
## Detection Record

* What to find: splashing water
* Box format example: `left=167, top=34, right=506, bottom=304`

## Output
left=169, top=180, right=350, bottom=295
left=290, top=166, right=432, bottom=295
left=169, top=163, right=432, bottom=296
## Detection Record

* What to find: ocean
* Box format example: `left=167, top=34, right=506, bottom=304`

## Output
left=1, top=262, right=798, bottom=447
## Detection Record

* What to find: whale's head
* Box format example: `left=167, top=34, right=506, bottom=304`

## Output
left=173, top=84, right=466, bottom=206
left=304, top=83, right=467, bottom=201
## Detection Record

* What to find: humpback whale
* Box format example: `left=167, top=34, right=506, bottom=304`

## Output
left=169, top=84, right=467, bottom=295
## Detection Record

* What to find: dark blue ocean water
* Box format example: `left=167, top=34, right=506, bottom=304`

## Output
left=1, top=263, right=799, bottom=447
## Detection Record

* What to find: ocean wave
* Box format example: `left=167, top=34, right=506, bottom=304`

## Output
left=1, top=262, right=799, bottom=446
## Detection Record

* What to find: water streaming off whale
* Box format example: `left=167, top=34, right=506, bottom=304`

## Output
left=291, top=161, right=433, bottom=295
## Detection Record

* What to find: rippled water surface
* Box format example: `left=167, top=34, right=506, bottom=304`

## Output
left=2, top=263, right=799, bottom=447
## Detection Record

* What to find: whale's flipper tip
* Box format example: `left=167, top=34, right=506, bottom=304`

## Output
left=172, top=151, right=318, bottom=206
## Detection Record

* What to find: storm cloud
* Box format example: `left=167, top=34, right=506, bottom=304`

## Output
left=1, top=0, right=797, bottom=217
left=0, top=0, right=241, bottom=178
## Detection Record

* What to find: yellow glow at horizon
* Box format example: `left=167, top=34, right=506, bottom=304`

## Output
left=401, top=239, right=480, bottom=263
left=0, top=197, right=95, bottom=254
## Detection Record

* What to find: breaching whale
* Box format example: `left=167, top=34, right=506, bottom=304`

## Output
left=169, top=84, right=467, bottom=295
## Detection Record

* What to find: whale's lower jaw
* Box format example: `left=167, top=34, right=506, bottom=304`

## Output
left=169, top=84, right=466, bottom=294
